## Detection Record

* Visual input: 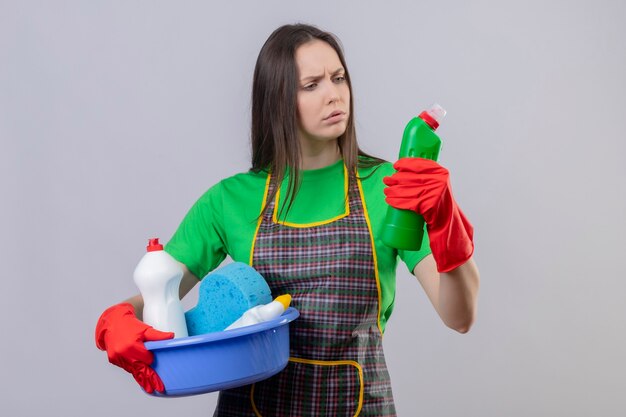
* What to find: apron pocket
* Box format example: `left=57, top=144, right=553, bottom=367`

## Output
left=251, top=357, right=363, bottom=417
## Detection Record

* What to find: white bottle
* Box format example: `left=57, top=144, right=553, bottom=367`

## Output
left=133, top=238, right=189, bottom=338
left=225, top=295, right=291, bottom=331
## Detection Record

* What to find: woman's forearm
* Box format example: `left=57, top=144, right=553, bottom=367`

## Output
left=438, top=258, right=480, bottom=333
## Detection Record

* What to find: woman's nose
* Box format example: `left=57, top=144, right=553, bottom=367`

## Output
left=327, top=84, right=340, bottom=104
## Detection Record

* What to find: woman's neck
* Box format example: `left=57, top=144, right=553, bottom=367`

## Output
left=299, top=139, right=341, bottom=170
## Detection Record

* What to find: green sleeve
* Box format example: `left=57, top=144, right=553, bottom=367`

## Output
left=164, top=182, right=227, bottom=280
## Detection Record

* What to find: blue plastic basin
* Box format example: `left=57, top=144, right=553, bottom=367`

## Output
left=145, top=307, right=299, bottom=397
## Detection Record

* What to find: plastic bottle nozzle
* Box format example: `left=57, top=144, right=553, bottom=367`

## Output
left=147, top=238, right=164, bottom=252
left=275, top=294, right=291, bottom=310
left=426, top=103, right=446, bottom=123
left=418, top=104, right=446, bottom=130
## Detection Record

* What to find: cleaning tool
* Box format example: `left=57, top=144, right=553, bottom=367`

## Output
left=381, top=104, right=445, bottom=251
left=144, top=307, right=300, bottom=397
left=133, top=238, right=188, bottom=338
left=95, top=303, right=174, bottom=393
left=185, top=262, right=273, bottom=335
left=225, top=294, right=292, bottom=330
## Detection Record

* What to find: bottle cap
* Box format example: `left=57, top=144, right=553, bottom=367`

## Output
left=147, top=238, right=164, bottom=252
left=419, top=103, right=447, bottom=130
left=274, top=294, right=292, bottom=310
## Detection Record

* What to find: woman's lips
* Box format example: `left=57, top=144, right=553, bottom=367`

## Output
left=323, top=111, right=346, bottom=123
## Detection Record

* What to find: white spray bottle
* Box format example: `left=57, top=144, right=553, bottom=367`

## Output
left=133, top=238, right=189, bottom=338
left=225, top=295, right=292, bottom=331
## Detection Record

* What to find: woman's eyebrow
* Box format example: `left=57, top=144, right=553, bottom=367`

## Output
left=300, top=67, right=345, bottom=82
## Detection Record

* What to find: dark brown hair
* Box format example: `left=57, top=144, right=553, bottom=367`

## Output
left=250, top=23, right=384, bottom=217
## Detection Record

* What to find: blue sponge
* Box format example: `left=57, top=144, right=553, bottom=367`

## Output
left=185, top=262, right=272, bottom=335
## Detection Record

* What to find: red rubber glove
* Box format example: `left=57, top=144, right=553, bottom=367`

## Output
left=383, top=158, right=474, bottom=273
left=95, top=303, right=174, bottom=393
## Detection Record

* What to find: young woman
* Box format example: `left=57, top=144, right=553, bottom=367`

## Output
left=95, top=23, right=479, bottom=416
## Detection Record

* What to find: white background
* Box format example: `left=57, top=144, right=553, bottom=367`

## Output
left=2, top=1, right=625, bottom=416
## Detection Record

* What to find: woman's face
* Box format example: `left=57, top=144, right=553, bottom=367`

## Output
left=295, top=40, right=350, bottom=149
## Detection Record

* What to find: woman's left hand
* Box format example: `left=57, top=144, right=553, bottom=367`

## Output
left=383, top=157, right=474, bottom=272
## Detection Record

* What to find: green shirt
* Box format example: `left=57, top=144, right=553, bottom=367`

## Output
left=165, top=159, right=431, bottom=332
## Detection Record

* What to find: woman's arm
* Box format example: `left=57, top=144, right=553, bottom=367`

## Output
left=413, top=254, right=480, bottom=333
left=123, top=263, right=200, bottom=320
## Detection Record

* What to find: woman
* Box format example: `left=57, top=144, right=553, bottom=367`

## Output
left=95, top=23, right=479, bottom=416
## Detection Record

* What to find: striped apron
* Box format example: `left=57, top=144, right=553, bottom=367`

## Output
left=214, top=170, right=396, bottom=416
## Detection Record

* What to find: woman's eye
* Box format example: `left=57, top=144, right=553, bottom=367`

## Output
left=303, top=83, right=317, bottom=91
left=334, top=75, right=346, bottom=83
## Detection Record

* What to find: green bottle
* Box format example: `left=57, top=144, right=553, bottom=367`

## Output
left=381, top=104, right=446, bottom=250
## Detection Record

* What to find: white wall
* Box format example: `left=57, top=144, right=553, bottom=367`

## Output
left=2, top=1, right=625, bottom=415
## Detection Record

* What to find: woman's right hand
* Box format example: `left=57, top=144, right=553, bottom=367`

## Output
left=95, top=303, right=174, bottom=393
